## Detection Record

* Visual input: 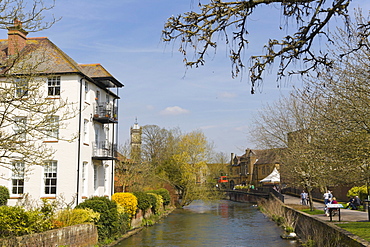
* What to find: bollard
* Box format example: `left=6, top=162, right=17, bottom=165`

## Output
left=365, top=200, right=370, bottom=221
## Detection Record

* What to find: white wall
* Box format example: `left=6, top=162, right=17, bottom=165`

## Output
left=1, top=74, right=118, bottom=207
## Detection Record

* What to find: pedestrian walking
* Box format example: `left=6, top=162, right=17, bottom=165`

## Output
left=301, top=190, right=308, bottom=205
left=323, top=190, right=332, bottom=205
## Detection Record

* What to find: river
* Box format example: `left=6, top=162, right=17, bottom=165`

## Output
left=114, top=200, right=298, bottom=247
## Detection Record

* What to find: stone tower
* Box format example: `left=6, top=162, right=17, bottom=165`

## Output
left=130, top=118, right=142, bottom=160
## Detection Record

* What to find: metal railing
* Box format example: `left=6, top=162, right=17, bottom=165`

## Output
left=93, top=103, right=118, bottom=122
left=92, top=141, right=117, bottom=160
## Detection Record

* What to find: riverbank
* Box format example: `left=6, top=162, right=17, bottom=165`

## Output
left=107, top=206, right=176, bottom=247
left=281, top=194, right=370, bottom=246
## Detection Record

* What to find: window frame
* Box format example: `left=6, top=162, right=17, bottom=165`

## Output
left=82, top=162, right=88, bottom=196
left=11, top=161, right=25, bottom=195
left=44, top=161, right=57, bottom=195
left=84, top=80, right=89, bottom=102
left=14, top=116, right=27, bottom=141
left=15, top=78, right=29, bottom=98
left=83, top=119, right=89, bottom=144
left=47, top=76, right=61, bottom=96
left=46, top=115, right=59, bottom=139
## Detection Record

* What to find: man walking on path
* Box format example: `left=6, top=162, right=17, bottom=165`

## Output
left=323, top=190, right=332, bottom=205
left=301, top=190, right=308, bottom=205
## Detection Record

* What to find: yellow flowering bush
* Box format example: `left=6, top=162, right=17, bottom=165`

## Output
left=52, top=208, right=100, bottom=228
left=112, top=192, right=138, bottom=218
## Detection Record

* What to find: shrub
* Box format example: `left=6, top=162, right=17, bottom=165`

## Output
left=146, top=193, right=156, bottom=209
left=147, top=193, right=163, bottom=214
left=148, top=188, right=170, bottom=207
left=0, top=206, right=52, bottom=237
left=0, top=186, right=9, bottom=206
left=132, top=192, right=152, bottom=211
left=111, top=192, right=138, bottom=218
left=52, top=208, right=100, bottom=228
left=76, top=196, right=119, bottom=241
left=234, top=185, right=249, bottom=190
left=347, top=185, right=368, bottom=201
left=117, top=211, right=131, bottom=234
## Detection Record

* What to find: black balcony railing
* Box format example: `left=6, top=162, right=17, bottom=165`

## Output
left=93, top=103, right=118, bottom=123
left=92, top=141, right=117, bottom=160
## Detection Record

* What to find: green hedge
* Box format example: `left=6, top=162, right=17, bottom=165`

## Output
left=0, top=186, right=9, bottom=206
left=0, top=206, right=52, bottom=237
left=148, top=188, right=171, bottom=206
left=132, top=192, right=152, bottom=211
left=76, top=196, right=120, bottom=241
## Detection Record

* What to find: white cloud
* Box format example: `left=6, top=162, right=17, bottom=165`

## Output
left=146, top=105, right=155, bottom=110
left=160, top=106, right=190, bottom=116
left=219, top=92, right=237, bottom=99
left=199, top=125, right=217, bottom=130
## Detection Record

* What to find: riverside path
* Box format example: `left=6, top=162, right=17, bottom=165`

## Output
left=283, top=194, right=369, bottom=222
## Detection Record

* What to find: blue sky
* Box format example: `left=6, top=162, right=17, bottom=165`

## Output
left=33, top=0, right=368, bottom=156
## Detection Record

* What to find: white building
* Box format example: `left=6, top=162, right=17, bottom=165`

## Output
left=0, top=21, right=123, bottom=206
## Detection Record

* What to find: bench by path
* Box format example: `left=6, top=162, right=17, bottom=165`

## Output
left=283, top=194, right=369, bottom=222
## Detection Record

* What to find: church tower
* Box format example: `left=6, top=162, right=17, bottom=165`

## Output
left=130, top=118, right=142, bottom=161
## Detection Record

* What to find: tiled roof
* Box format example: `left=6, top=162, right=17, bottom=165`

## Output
left=254, top=149, right=280, bottom=165
left=0, top=36, right=123, bottom=87
left=79, top=64, right=112, bottom=78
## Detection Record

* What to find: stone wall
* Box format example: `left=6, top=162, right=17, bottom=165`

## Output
left=131, top=208, right=154, bottom=229
left=0, top=223, right=98, bottom=247
left=228, top=190, right=370, bottom=246
left=227, top=190, right=269, bottom=203
left=283, top=204, right=370, bottom=246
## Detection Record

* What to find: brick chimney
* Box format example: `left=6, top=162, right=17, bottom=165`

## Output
left=7, top=19, right=28, bottom=56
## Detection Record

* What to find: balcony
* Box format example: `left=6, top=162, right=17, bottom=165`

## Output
left=93, top=103, right=118, bottom=124
left=92, top=141, right=117, bottom=160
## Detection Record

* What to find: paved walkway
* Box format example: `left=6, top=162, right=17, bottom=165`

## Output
left=283, top=194, right=369, bottom=222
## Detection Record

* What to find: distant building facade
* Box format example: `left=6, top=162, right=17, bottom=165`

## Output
left=130, top=119, right=142, bottom=161
left=228, top=149, right=281, bottom=188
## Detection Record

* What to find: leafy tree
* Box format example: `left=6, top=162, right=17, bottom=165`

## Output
left=115, top=142, right=151, bottom=192
left=207, top=151, right=229, bottom=184
left=250, top=94, right=327, bottom=210
left=298, top=11, right=370, bottom=190
left=251, top=11, right=370, bottom=209
left=162, top=0, right=355, bottom=93
left=141, top=125, right=181, bottom=168
left=157, top=130, right=215, bottom=207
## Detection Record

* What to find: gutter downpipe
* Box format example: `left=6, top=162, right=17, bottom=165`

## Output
left=76, top=78, right=83, bottom=206
left=111, top=86, right=118, bottom=196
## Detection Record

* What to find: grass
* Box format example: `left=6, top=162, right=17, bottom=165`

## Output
left=336, top=222, right=370, bottom=242
left=301, top=208, right=325, bottom=215
left=286, top=204, right=325, bottom=215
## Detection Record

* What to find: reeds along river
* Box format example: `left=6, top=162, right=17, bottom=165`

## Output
left=114, top=200, right=298, bottom=247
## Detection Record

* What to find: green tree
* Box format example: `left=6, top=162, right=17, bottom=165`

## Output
left=141, top=125, right=180, bottom=168
left=162, top=0, right=354, bottom=93
left=298, top=11, right=370, bottom=192
left=207, top=151, right=229, bottom=185
left=158, top=130, right=215, bottom=207
left=250, top=94, right=327, bottom=210
left=251, top=11, right=370, bottom=208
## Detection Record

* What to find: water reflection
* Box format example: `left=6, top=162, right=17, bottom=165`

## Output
left=115, top=200, right=297, bottom=247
